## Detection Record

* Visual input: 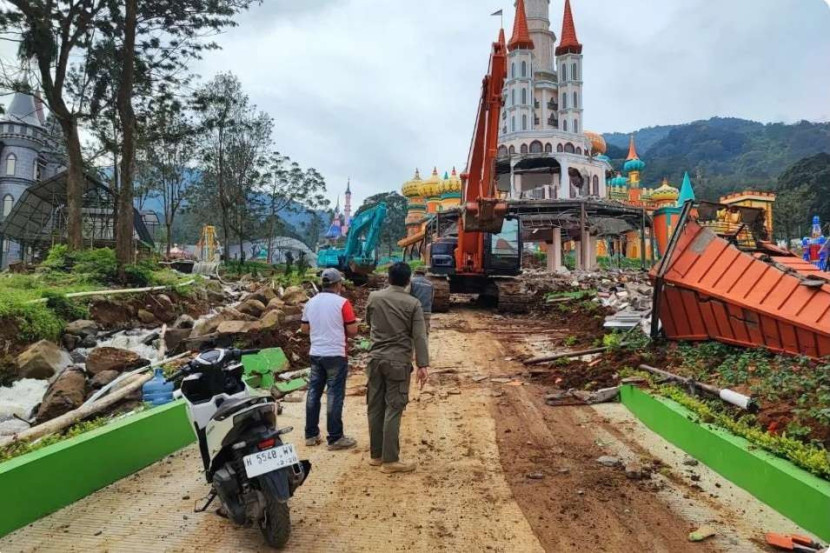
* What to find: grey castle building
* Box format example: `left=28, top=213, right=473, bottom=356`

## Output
left=0, top=92, right=63, bottom=267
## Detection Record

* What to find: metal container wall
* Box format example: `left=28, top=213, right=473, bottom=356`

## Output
left=652, top=219, right=830, bottom=358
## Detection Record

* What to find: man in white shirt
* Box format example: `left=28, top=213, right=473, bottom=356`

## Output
left=300, top=269, right=358, bottom=450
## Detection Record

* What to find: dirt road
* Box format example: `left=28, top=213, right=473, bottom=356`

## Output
left=0, top=308, right=807, bottom=552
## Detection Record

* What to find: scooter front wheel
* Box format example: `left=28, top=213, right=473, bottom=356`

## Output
left=261, top=494, right=291, bottom=549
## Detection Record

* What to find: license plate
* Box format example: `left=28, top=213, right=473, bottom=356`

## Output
left=243, top=443, right=299, bottom=478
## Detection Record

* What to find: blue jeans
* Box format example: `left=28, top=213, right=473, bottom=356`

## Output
left=305, top=356, right=348, bottom=444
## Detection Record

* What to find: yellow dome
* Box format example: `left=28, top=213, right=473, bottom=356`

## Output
left=401, top=168, right=423, bottom=197
left=418, top=167, right=442, bottom=197
left=651, top=178, right=680, bottom=201
left=584, top=131, right=607, bottom=155
left=445, top=167, right=462, bottom=193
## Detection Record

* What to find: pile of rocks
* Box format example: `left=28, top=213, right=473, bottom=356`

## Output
left=6, top=340, right=151, bottom=427
left=183, top=283, right=310, bottom=352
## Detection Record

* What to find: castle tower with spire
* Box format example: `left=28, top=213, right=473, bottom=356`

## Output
left=343, top=179, right=352, bottom=235
left=0, top=91, right=62, bottom=268
left=498, top=0, right=609, bottom=203
left=556, top=0, right=583, bottom=135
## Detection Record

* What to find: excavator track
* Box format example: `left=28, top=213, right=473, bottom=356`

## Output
left=429, top=276, right=451, bottom=313
left=495, top=279, right=531, bottom=314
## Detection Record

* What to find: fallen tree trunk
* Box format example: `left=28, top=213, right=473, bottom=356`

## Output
left=83, top=351, right=190, bottom=407
left=0, top=373, right=153, bottom=448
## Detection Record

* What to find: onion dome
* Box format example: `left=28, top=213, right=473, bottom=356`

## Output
left=401, top=168, right=423, bottom=198
left=651, top=178, right=680, bottom=203
left=595, top=154, right=611, bottom=163
left=610, top=172, right=628, bottom=187
left=584, top=131, right=606, bottom=155
left=441, top=167, right=462, bottom=198
left=420, top=167, right=442, bottom=198
left=623, top=135, right=645, bottom=174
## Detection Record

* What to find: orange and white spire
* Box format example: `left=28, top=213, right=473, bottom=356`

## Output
left=627, top=135, right=639, bottom=161
left=508, top=0, right=534, bottom=51
left=555, top=0, right=582, bottom=56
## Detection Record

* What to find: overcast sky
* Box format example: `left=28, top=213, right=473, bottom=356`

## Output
left=196, top=0, right=828, bottom=208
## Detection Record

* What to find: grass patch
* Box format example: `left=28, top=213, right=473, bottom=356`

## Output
left=0, top=416, right=112, bottom=463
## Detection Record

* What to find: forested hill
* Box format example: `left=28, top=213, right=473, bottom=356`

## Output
left=602, top=117, right=830, bottom=201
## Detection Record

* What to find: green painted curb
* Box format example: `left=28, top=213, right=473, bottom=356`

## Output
left=620, top=385, right=830, bottom=541
left=0, top=400, right=195, bottom=538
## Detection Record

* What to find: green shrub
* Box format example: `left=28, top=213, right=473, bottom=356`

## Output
left=42, top=244, right=70, bottom=270
left=43, top=291, right=88, bottom=321
left=73, top=248, right=117, bottom=281
left=123, top=264, right=153, bottom=287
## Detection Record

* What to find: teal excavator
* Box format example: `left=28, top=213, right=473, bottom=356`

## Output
left=316, top=202, right=387, bottom=284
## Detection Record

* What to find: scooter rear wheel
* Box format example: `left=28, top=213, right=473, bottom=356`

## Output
left=261, top=495, right=291, bottom=549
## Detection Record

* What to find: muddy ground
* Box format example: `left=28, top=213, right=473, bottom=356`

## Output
left=1, top=300, right=811, bottom=552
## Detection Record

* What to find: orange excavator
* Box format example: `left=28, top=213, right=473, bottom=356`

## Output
left=422, top=28, right=527, bottom=312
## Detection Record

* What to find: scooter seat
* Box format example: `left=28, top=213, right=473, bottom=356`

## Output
left=212, top=396, right=267, bottom=422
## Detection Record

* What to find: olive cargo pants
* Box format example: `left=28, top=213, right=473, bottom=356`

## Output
left=366, top=358, right=411, bottom=463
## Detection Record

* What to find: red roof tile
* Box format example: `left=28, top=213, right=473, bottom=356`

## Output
left=508, top=0, right=534, bottom=51
left=556, top=0, right=582, bottom=56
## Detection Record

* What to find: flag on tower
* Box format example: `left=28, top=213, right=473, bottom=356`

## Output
left=491, top=9, right=503, bottom=16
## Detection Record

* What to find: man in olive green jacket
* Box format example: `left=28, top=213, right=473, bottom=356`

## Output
left=365, top=262, right=430, bottom=473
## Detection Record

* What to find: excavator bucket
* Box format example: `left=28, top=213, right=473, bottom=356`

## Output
left=462, top=198, right=509, bottom=233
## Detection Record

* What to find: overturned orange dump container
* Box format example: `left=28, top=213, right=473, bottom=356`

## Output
left=651, top=213, right=830, bottom=358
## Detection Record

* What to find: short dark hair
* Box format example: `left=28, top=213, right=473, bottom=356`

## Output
left=388, top=262, right=412, bottom=287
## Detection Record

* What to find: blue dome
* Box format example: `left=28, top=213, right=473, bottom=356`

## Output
left=611, top=175, right=628, bottom=187
left=595, top=154, right=611, bottom=163
left=624, top=158, right=645, bottom=173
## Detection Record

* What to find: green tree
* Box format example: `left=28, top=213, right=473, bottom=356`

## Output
left=261, top=153, right=328, bottom=262
left=773, top=184, right=813, bottom=244
left=775, top=153, right=830, bottom=241
left=355, top=191, right=408, bottom=258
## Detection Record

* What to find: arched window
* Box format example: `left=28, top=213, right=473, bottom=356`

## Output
left=562, top=64, right=567, bottom=82
left=573, top=92, right=578, bottom=108
left=530, top=140, right=543, bottom=153
left=522, top=114, right=527, bottom=130
left=592, top=175, right=600, bottom=196
left=520, top=143, right=529, bottom=154
left=6, top=154, right=16, bottom=176
left=544, top=143, right=553, bottom=153
left=511, top=63, right=515, bottom=79
left=498, top=145, right=508, bottom=158
left=556, top=144, right=564, bottom=152
left=511, top=116, right=516, bottom=132
left=562, top=93, right=567, bottom=110
left=576, top=147, right=582, bottom=155
left=563, top=119, right=568, bottom=132
left=521, top=60, right=527, bottom=77
left=509, top=145, right=516, bottom=155
left=572, top=62, right=577, bottom=80
left=564, top=142, right=575, bottom=153
left=2, top=194, right=13, bottom=217
left=521, top=88, right=527, bottom=105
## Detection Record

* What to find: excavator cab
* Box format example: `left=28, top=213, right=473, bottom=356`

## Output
left=483, top=218, right=521, bottom=276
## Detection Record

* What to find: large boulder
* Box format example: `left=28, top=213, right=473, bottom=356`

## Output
left=282, top=286, right=309, bottom=306
left=137, top=309, right=157, bottom=325
left=149, top=294, right=176, bottom=323
left=174, top=314, right=195, bottom=329
left=257, top=286, right=279, bottom=303
left=85, top=347, right=148, bottom=375
left=36, top=368, right=86, bottom=422
left=64, top=320, right=99, bottom=338
left=265, top=298, right=285, bottom=312
left=238, top=299, right=266, bottom=318
left=282, top=304, right=304, bottom=323
left=216, top=320, right=259, bottom=336
left=15, top=340, right=73, bottom=380
left=164, top=328, right=192, bottom=354
left=259, top=309, right=283, bottom=330
left=90, top=369, right=120, bottom=389
left=224, top=307, right=258, bottom=322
